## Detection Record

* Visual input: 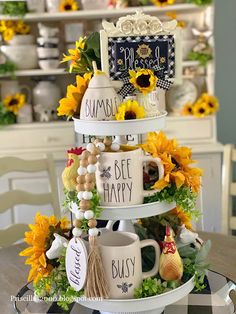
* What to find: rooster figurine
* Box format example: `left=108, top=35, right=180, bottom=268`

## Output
left=62, top=147, right=85, bottom=191
left=159, top=225, right=183, bottom=281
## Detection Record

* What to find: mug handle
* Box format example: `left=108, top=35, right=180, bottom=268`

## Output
left=140, top=239, right=160, bottom=279
left=142, top=155, right=164, bottom=198
left=20, top=85, right=31, bottom=103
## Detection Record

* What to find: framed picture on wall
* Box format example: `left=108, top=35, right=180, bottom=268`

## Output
left=100, top=10, right=182, bottom=89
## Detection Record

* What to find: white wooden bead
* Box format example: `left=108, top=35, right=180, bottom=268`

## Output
left=77, top=166, right=87, bottom=175
left=77, top=191, right=84, bottom=200
left=84, top=210, right=94, bottom=220
left=86, top=143, right=95, bottom=153
left=87, top=164, right=96, bottom=173
left=111, top=142, right=120, bottom=151
left=89, top=228, right=99, bottom=237
left=72, top=227, right=83, bottom=237
left=75, top=211, right=84, bottom=220
left=96, top=142, right=105, bottom=152
left=83, top=191, right=93, bottom=200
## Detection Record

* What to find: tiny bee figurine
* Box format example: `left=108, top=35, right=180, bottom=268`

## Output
left=100, top=166, right=112, bottom=179
left=117, top=282, right=133, bottom=293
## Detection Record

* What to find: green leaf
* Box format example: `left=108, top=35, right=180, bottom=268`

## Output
left=195, top=240, right=211, bottom=264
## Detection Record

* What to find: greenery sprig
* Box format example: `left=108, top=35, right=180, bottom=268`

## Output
left=34, top=248, right=84, bottom=311
left=144, top=184, right=199, bottom=216
left=1, top=1, right=28, bottom=16
left=0, top=61, right=17, bottom=78
left=0, top=102, right=16, bottom=126
left=187, top=0, right=213, bottom=5
left=188, top=51, right=213, bottom=66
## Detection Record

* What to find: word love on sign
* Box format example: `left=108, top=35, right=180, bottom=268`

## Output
left=66, top=237, right=88, bottom=292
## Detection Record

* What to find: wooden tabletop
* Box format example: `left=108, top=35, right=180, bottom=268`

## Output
left=0, top=232, right=235, bottom=314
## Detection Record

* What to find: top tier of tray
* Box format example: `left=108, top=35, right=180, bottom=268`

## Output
left=73, top=112, right=167, bottom=136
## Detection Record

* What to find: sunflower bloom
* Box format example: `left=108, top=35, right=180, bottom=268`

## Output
left=15, top=21, right=30, bottom=34
left=181, top=103, right=193, bottom=116
left=3, top=28, right=15, bottom=41
left=199, top=93, right=219, bottom=114
left=3, top=93, right=26, bottom=114
left=19, top=213, right=69, bottom=284
left=171, top=206, right=192, bottom=230
left=192, top=100, right=210, bottom=118
left=61, top=37, right=86, bottom=72
left=129, top=69, right=157, bottom=95
left=141, top=132, right=203, bottom=193
left=57, top=72, right=92, bottom=117
left=116, top=100, right=146, bottom=120
left=151, top=0, right=175, bottom=7
left=59, top=0, right=79, bottom=11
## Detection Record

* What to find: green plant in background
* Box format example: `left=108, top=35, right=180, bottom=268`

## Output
left=138, top=0, right=150, bottom=5
left=188, top=51, right=213, bottom=66
left=1, top=1, right=28, bottom=16
left=0, top=61, right=17, bottom=78
left=0, top=102, right=16, bottom=126
left=187, top=0, right=213, bottom=5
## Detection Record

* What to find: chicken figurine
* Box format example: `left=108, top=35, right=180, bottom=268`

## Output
left=159, top=225, right=183, bottom=281
left=62, top=147, right=85, bottom=191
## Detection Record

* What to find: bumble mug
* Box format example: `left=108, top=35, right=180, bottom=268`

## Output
left=95, top=147, right=164, bottom=206
left=98, top=231, right=160, bottom=299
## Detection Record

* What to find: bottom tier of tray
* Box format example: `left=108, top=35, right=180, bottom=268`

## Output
left=77, top=276, right=195, bottom=314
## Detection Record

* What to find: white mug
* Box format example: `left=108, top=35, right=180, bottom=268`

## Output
left=98, top=231, right=160, bottom=299
left=96, top=147, right=164, bottom=206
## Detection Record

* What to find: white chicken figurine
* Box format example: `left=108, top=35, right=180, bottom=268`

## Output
left=159, top=225, right=183, bottom=281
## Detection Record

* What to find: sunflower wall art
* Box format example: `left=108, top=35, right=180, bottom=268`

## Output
left=181, top=93, right=220, bottom=118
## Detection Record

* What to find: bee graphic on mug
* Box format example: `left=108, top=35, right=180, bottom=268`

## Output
left=117, top=282, right=133, bottom=293
left=100, top=166, right=112, bottom=180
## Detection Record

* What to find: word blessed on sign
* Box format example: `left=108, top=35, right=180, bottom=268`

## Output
left=66, top=237, right=88, bottom=292
left=108, top=35, right=175, bottom=81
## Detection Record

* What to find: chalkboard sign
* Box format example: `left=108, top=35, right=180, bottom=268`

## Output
left=100, top=11, right=182, bottom=86
left=108, top=35, right=175, bottom=81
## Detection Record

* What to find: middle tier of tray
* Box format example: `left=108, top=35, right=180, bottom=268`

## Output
left=98, top=201, right=176, bottom=220
left=73, top=111, right=167, bottom=136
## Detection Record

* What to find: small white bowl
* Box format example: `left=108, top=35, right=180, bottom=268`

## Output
left=37, top=47, right=60, bottom=58
left=1, top=45, right=38, bottom=69
left=8, top=34, right=35, bottom=46
left=39, top=59, right=60, bottom=70
left=37, top=37, right=59, bottom=46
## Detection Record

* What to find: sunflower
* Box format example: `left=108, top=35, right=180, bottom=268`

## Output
left=171, top=206, right=192, bottom=230
left=3, top=93, right=26, bottom=115
left=192, top=100, right=210, bottom=118
left=141, top=132, right=203, bottom=193
left=166, top=12, right=186, bottom=28
left=15, top=21, right=30, bottom=34
left=59, top=0, right=79, bottom=11
left=61, top=37, right=86, bottom=72
left=2, top=28, right=15, bottom=41
left=181, top=103, right=193, bottom=116
left=0, top=20, right=14, bottom=32
left=129, top=69, right=157, bottom=95
left=19, top=213, right=69, bottom=284
left=199, top=93, right=219, bottom=114
left=136, top=44, right=152, bottom=59
left=151, top=0, right=175, bottom=7
left=115, top=100, right=146, bottom=120
left=57, top=72, right=92, bottom=117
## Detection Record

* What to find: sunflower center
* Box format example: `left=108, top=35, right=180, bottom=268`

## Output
left=208, top=102, right=214, bottom=108
left=159, top=0, right=168, bottom=2
left=125, top=111, right=137, bottom=120
left=136, top=74, right=151, bottom=88
left=171, top=157, right=181, bottom=170
left=188, top=107, right=192, bottom=113
left=64, top=4, right=72, bottom=10
left=199, top=108, right=205, bottom=114
left=9, top=98, right=19, bottom=106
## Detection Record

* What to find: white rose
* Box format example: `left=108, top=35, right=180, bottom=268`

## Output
left=134, top=20, right=148, bottom=35
left=118, top=20, right=133, bottom=35
left=149, top=20, right=162, bottom=35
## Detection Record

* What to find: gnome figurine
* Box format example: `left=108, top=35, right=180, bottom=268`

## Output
left=159, top=225, right=183, bottom=281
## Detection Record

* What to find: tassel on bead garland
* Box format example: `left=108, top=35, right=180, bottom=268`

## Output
left=85, top=236, right=109, bottom=298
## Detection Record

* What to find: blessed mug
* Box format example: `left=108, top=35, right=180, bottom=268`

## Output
left=95, top=147, right=164, bottom=206
left=98, top=231, right=160, bottom=299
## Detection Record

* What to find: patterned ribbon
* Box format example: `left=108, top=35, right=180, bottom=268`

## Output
left=117, top=68, right=173, bottom=99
